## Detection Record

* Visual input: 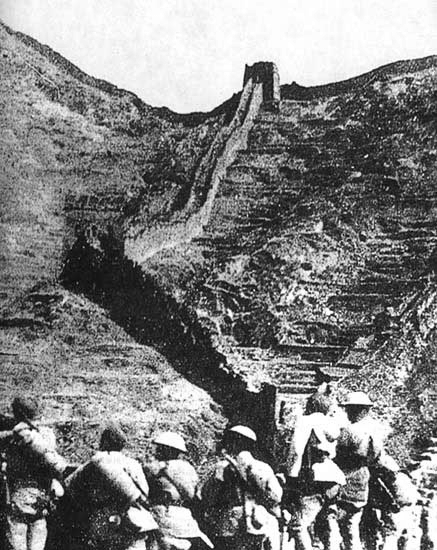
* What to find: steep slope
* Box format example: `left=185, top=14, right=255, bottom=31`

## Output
left=0, top=284, right=226, bottom=466
left=1, top=20, right=437, bottom=466
left=0, top=21, right=255, bottom=465
left=0, top=20, right=237, bottom=304
left=138, top=56, right=437, bottom=376
left=0, top=24, right=278, bottom=456
left=129, top=56, right=437, bottom=457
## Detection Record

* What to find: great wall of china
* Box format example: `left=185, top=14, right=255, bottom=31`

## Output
left=57, top=60, right=437, bottom=431
left=1, top=22, right=437, bottom=540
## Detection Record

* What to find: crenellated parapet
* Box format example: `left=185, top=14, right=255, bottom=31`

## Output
left=243, top=61, right=280, bottom=106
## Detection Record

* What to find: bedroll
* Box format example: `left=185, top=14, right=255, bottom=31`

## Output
left=65, top=452, right=142, bottom=507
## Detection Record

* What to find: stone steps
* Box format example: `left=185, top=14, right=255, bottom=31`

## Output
left=369, top=231, right=437, bottom=242
left=364, top=262, right=415, bottom=275
left=329, top=292, right=394, bottom=304
left=237, top=144, right=339, bottom=159
left=275, top=344, right=347, bottom=362
left=354, top=278, right=419, bottom=294
left=205, top=94, right=437, bottom=404
left=269, top=364, right=358, bottom=384
left=279, top=383, right=318, bottom=394
left=221, top=342, right=358, bottom=397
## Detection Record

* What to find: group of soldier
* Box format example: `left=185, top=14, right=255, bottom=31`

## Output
left=0, top=390, right=421, bottom=550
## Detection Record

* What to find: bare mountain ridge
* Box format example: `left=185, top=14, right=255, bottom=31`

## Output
left=3, top=20, right=241, bottom=126
left=0, top=19, right=239, bottom=302
left=282, top=54, right=437, bottom=99
left=1, top=22, right=437, bottom=463
left=6, top=20, right=437, bottom=120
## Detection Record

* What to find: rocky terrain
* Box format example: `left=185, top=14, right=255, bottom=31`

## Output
left=1, top=19, right=437, bottom=470
left=0, top=285, right=226, bottom=466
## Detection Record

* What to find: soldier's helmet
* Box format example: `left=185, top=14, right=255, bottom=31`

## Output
left=228, top=425, right=257, bottom=442
left=100, top=421, right=128, bottom=451
left=12, top=396, right=39, bottom=421
left=342, top=391, right=373, bottom=407
left=153, top=431, right=187, bottom=453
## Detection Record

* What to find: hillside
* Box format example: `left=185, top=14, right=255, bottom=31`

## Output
left=129, top=53, right=437, bottom=460
left=0, top=20, right=237, bottom=304
left=1, top=20, right=437, bottom=468
left=0, top=19, right=238, bottom=464
left=0, top=284, right=226, bottom=466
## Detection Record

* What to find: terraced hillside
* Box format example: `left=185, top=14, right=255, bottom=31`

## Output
left=1, top=20, right=437, bottom=462
left=138, top=57, right=437, bottom=419
left=0, top=20, right=261, bottom=461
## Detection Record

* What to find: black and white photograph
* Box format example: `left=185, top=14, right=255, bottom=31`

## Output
left=0, top=1, right=437, bottom=549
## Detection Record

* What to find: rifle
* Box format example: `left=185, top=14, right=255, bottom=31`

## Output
left=221, top=451, right=250, bottom=533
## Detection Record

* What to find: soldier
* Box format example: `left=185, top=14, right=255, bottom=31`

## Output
left=364, top=465, right=421, bottom=550
left=64, top=423, right=157, bottom=550
left=143, top=431, right=211, bottom=550
left=285, top=395, right=345, bottom=550
left=305, top=367, right=334, bottom=416
left=202, top=425, right=282, bottom=550
left=335, top=391, right=398, bottom=550
left=0, top=396, right=66, bottom=550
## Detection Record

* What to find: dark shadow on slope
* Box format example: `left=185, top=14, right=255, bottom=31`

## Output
left=60, top=230, right=278, bottom=460
left=61, top=231, right=223, bottom=369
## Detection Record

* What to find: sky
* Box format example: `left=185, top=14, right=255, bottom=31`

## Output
left=1, top=0, right=437, bottom=113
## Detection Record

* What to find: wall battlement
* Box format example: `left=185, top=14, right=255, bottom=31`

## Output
left=243, top=61, right=280, bottom=105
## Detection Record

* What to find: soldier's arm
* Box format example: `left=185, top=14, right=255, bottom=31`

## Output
left=128, top=459, right=150, bottom=501
left=285, top=415, right=313, bottom=477
left=265, top=469, right=283, bottom=504
left=182, top=463, right=200, bottom=502
left=367, top=425, right=397, bottom=469
left=247, top=462, right=283, bottom=506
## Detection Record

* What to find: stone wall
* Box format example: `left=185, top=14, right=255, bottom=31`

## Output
left=243, top=61, right=280, bottom=104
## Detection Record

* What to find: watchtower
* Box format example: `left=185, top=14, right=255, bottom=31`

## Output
left=243, top=61, right=280, bottom=106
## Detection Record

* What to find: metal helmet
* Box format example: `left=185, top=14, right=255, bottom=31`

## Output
left=228, top=425, right=257, bottom=442
left=342, top=391, right=373, bottom=407
left=153, top=431, right=187, bottom=453
left=12, top=396, right=39, bottom=421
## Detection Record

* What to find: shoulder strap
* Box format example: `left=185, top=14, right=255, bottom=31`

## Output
left=222, top=453, right=249, bottom=483
left=159, top=462, right=196, bottom=503
left=122, top=465, right=148, bottom=501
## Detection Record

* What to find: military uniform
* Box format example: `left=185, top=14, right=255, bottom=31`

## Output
left=65, top=440, right=156, bottom=550
left=334, top=392, right=397, bottom=550
left=0, top=398, right=66, bottom=550
left=285, top=412, right=345, bottom=550
left=365, top=468, right=421, bottom=550
left=335, top=417, right=377, bottom=550
left=3, top=424, right=57, bottom=550
left=144, top=458, right=209, bottom=550
left=203, top=449, right=282, bottom=550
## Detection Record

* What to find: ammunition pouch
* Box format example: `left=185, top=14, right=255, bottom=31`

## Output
left=87, top=503, right=157, bottom=547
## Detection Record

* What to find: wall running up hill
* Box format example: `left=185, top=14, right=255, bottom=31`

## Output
left=125, top=72, right=266, bottom=261
left=2, top=21, right=437, bottom=465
